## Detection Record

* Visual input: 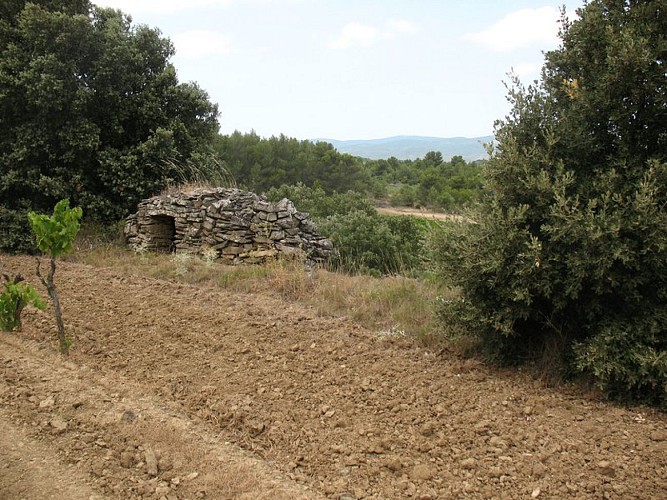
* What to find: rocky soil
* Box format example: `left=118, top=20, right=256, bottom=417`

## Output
left=1, top=255, right=666, bottom=499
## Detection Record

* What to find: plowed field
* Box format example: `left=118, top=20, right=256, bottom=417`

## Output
left=1, top=255, right=666, bottom=499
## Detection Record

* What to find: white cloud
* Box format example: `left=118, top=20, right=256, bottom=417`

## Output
left=172, top=30, right=235, bottom=59
left=329, top=22, right=380, bottom=49
left=93, top=0, right=232, bottom=15
left=463, top=7, right=560, bottom=52
left=329, top=18, right=418, bottom=50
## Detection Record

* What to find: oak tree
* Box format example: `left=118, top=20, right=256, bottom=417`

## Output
left=0, top=0, right=219, bottom=251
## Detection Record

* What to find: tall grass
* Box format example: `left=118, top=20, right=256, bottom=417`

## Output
left=163, top=156, right=237, bottom=192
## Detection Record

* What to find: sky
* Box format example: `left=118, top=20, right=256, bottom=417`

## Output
left=94, top=0, right=584, bottom=141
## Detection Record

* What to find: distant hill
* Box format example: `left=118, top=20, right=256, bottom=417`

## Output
left=312, top=135, right=493, bottom=161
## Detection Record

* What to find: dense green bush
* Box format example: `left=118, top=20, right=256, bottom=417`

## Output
left=0, top=206, right=33, bottom=254
left=266, top=184, right=426, bottom=275
left=366, top=154, right=486, bottom=210
left=318, top=211, right=399, bottom=275
left=433, top=0, right=667, bottom=405
left=384, top=215, right=429, bottom=272
left=318, top=212, right=425, bottom=275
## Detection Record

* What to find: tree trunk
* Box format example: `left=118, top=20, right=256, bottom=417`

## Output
left=36, top=257, right=68, bottom=354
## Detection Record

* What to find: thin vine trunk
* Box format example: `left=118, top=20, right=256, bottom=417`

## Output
left=36, top=257, right=68, bottom=354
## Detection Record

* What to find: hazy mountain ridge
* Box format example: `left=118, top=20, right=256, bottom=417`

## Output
left=312, top=135, right=493, bottom=161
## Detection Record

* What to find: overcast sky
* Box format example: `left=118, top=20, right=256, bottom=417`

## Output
left=94, top=0, right=584, bottom=141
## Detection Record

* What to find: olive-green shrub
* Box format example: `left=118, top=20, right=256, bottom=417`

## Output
left=433, top=0, right=667, bottom=405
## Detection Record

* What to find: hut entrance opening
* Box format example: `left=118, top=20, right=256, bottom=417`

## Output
left=147, top=214, right=175, bottom=252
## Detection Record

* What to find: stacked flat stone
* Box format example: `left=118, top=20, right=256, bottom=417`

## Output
left=124, top=188, right=333, bottom=265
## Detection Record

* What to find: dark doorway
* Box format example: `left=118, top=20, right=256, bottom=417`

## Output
left=147, top=215, right=176, bottom=252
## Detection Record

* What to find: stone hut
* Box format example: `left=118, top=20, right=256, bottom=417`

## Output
left=124, top=188, right=333, bottom=265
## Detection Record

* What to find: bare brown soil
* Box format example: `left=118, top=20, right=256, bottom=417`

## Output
left=1, top=255, right=666, bottom=499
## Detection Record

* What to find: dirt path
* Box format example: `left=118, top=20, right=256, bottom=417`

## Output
left=1, top=255, right=666, bottom=499
left=376, top=206, right=468, bottom=222
left=0, top=408, right=101, bottom=500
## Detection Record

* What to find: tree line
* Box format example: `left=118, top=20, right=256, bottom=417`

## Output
left=214, top=131, right=486, bottom=209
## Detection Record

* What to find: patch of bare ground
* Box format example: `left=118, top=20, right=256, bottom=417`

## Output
left=1, top=254, right=667, bottom=499
left=376, top=206, right=468, bottom=222
left=0, top=410, right=101, bottom=500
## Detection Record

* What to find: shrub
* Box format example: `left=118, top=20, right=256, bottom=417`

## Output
left=319, top=211, right=425, bottom=275
left=266, top=183, right=427, bottom=275
left=0, top=3, right=218, bottom=252
left=0, top=275, right=46, bottom=331
left=433, top=0, right=667, bottom=405
left=0, top=206, right=34, bottom=254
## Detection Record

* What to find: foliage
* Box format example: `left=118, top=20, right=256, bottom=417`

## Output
left=433, top=0, right=667, bottom=405
left=212, top=132, right=485, bottom=210
left=214, top=132, right=373, bottom=195
left=266, top=183, right=426, bottom=275
left=389, top=184, right=417, bottom=207
left=0, top=0, right=219, bottom=252
left=265, top=183, right=375, bottom=218
left=28, top=199, right=82, bottom=354
left=384, top=215, right=430, bottom=272
left=365, top=154, right=486, bottom=209
left=319, top=211, right=426, bottom=275
left=28, top=199, right=83, bottom=258
left=0, top=276, right=46, bottom=331
left=0, top=206, right=33, bottom=253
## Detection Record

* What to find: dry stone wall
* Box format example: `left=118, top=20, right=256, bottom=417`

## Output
left=124, top=188, right=334, bottom=265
